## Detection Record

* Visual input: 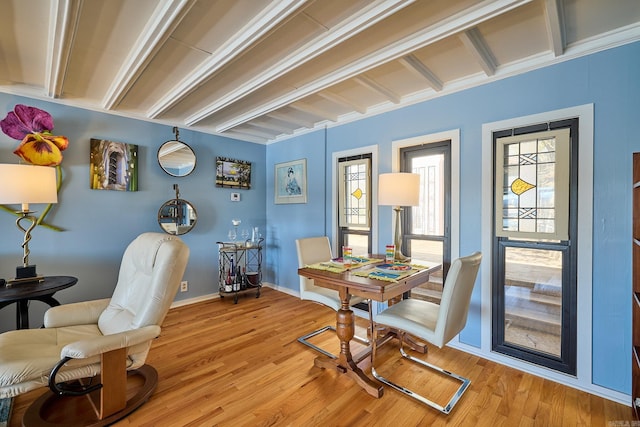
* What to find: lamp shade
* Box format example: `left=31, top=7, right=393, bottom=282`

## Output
left=378, top=172, right=420, bottom=206
left=0, top=164, right=58, bottom=205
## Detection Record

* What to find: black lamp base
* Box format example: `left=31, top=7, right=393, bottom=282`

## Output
left=16, top=265, right=37, bottom=279
left=7, top=265, right=43, bottom=286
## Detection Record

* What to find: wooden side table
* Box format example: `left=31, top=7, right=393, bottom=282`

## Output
left=0, top=276, right=78, bottom=329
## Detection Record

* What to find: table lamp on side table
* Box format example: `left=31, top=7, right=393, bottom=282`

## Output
left=378, top=172, right=420, bottom=262
left=0, top=164, right=58, bottom=284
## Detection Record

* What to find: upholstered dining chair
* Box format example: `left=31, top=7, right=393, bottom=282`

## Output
left=370, top=251, right=481, bottom=414
left=0, top=232, right=189, bottom=426
left=296, top=236, right=370, bottom=358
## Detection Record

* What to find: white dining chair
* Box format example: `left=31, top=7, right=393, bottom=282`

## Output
left=370, top=251, right=481, bottom=414
left=296, top=236, right=370, bottom=358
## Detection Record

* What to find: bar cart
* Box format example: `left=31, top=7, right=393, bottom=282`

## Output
left=217, top=238, right=263, bottom=304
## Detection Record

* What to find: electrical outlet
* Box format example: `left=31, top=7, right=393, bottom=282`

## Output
left=180, top=281, right=188, bottom=292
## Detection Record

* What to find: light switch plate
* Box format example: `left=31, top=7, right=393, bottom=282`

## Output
left=231, top=192, right=240, bottom=201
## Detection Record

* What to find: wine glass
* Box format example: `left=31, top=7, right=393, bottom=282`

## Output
left=241, top=228, right=249, bottom=242
left=231, top=219, right=241, bottom=242
left=228, top=229, right=237, bottom=242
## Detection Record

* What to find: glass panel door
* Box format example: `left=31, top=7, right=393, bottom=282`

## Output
left=492, top=120, right=577, bottom=374
left=401, top=142, right=450, bottom=303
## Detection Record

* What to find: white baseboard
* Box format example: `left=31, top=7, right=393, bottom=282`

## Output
left=170, top=293, right=219, bottom=308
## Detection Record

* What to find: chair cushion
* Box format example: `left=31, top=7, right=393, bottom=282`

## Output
left=301, top=285, right=365, bottom=311
left=0, top=325, right=102, bottom=398
left=375, top=299, right=442, bottom=347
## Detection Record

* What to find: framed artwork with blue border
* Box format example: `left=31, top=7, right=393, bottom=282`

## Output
left=274, top=158, right=307, bottom=204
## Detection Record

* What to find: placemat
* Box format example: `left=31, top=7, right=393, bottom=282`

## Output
left=305, top=256, right=381, bottom=273
left=352, top=263, right=428, bottom=282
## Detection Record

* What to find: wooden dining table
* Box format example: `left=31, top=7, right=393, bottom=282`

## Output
left=297, top=256, right=441, bottom=398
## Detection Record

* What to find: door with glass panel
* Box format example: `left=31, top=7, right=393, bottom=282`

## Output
left=337, top=154, right=372, bottom=256
left=492, top=120, right=577, bottom=374
left=400, top=142, right=450, bottom=303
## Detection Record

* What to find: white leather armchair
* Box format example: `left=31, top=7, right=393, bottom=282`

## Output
left=0, top=232, right=189, bottom=426
left=296, top=236, right=369, bottom=359
left=370, top=251, right=481, bottom=414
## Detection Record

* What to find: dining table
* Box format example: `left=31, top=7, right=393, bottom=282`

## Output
left=297, top=255, right=441, bottom=398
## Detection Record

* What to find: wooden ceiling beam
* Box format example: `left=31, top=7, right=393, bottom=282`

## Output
left=148, top=0, right=309, bottom=119
left=186, top=0, right=414, bottom=126
left=215, top=0, right=530, bottom=132
left=543, top=0, right=565, bottom=57
left=250, top=120, right=295, bottom=135
left=354, top=76, right=401, bottom=104
left=398, top=55, right=443, bottom=91
left=459, top=28, right=496, bottom=76
left=289, top=102, right=338, bottom=121
left=268, top=111, right=314, bottom=129
left=317, top=90, right=367, bottom=114
left=45, top=0, right=82, bottom=98
left=102, top=0, right=197, bottom=110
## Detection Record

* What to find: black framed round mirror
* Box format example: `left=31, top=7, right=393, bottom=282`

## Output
left=158, top=184, right=197, bottom=235
left=158, top=127, right=196, bottom=177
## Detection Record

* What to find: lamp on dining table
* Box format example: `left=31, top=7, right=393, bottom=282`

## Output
left=0, top=164, right=58, bottom=284
left=378, top=172, right=420, bottom=262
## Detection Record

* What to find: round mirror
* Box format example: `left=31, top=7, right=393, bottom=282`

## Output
left=158, top=128, right=196, bottom=177
left=158, top=198, right=197, bottom=235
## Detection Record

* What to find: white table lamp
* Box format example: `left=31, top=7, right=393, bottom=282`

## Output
left=0, top=164, right=58, bottom=283
left=378, top=172, right=420, bottom=262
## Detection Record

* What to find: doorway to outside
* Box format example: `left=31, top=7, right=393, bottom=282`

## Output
left=491, top=119, right=578, bottom=375
left=400, top=141, right=451, bottom=303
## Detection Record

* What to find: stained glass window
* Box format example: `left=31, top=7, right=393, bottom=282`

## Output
left=495, top=129, right=570, bottom=240
left=339, top=158, right=371, bottom=228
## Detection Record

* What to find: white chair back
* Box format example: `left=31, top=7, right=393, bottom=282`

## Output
left=98, top=233, right=190, bottom=335
left=295, top=236, right=332, bottom=296
left=435, top=251, right=482, bottom=346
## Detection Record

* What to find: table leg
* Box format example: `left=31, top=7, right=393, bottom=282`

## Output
left=313, top=289, right=383, bottom=398
left=14, top=296, right=61, bottom=330
left=17, top=300, right=29, bottom=329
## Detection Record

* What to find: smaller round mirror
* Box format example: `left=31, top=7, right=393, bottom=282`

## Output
left=158, top=198, right=198, bottom=235
left=158, top=185, right=197, bottom=235
left=158, top=127, right=196, bottom=177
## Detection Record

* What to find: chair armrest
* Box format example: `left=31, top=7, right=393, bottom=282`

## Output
left=60, top=325, right=161, bottom=359
left=44, top=298, right=111, bottom=328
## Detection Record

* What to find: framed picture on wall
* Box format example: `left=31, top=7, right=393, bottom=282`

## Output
left=274, top=158, right=307, bottom=204
left=89, top=138, right=138, bottom=191
left=215, top=157, right=251, bottom=189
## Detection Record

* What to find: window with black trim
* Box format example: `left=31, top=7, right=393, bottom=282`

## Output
left=492, top=119, right=578, bottom=375
left=400, top=141, right=451, bottom=302
left=337, top=154, right=372, bottom=255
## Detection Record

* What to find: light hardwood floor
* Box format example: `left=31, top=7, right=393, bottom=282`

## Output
left=9, top=287, right=634, bottom=426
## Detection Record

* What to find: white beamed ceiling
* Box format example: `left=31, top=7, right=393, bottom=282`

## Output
left=0, top=0, right=638, bottom=144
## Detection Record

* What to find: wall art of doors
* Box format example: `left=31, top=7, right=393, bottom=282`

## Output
left=89, top=138, right=138, bottom=191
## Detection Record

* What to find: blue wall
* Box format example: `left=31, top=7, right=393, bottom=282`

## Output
left=266, top=41, right=640, bottom=394
left=0, top=96, right=266, bottom=333
left=1, top=41, right=638, bottom=396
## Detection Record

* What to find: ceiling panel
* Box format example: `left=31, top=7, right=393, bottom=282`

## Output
left=0, top=0, right=637, bottom=144
left=119, top=37, right=209, bottom=112
left=564, top=0, right=640, bottom=44
left=477, top=1, right=549, bottom=66
left=0, top=0, right=49, bottom=85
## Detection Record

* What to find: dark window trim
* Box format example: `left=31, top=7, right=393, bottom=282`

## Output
left=491, top=118, right=578, bottom=375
